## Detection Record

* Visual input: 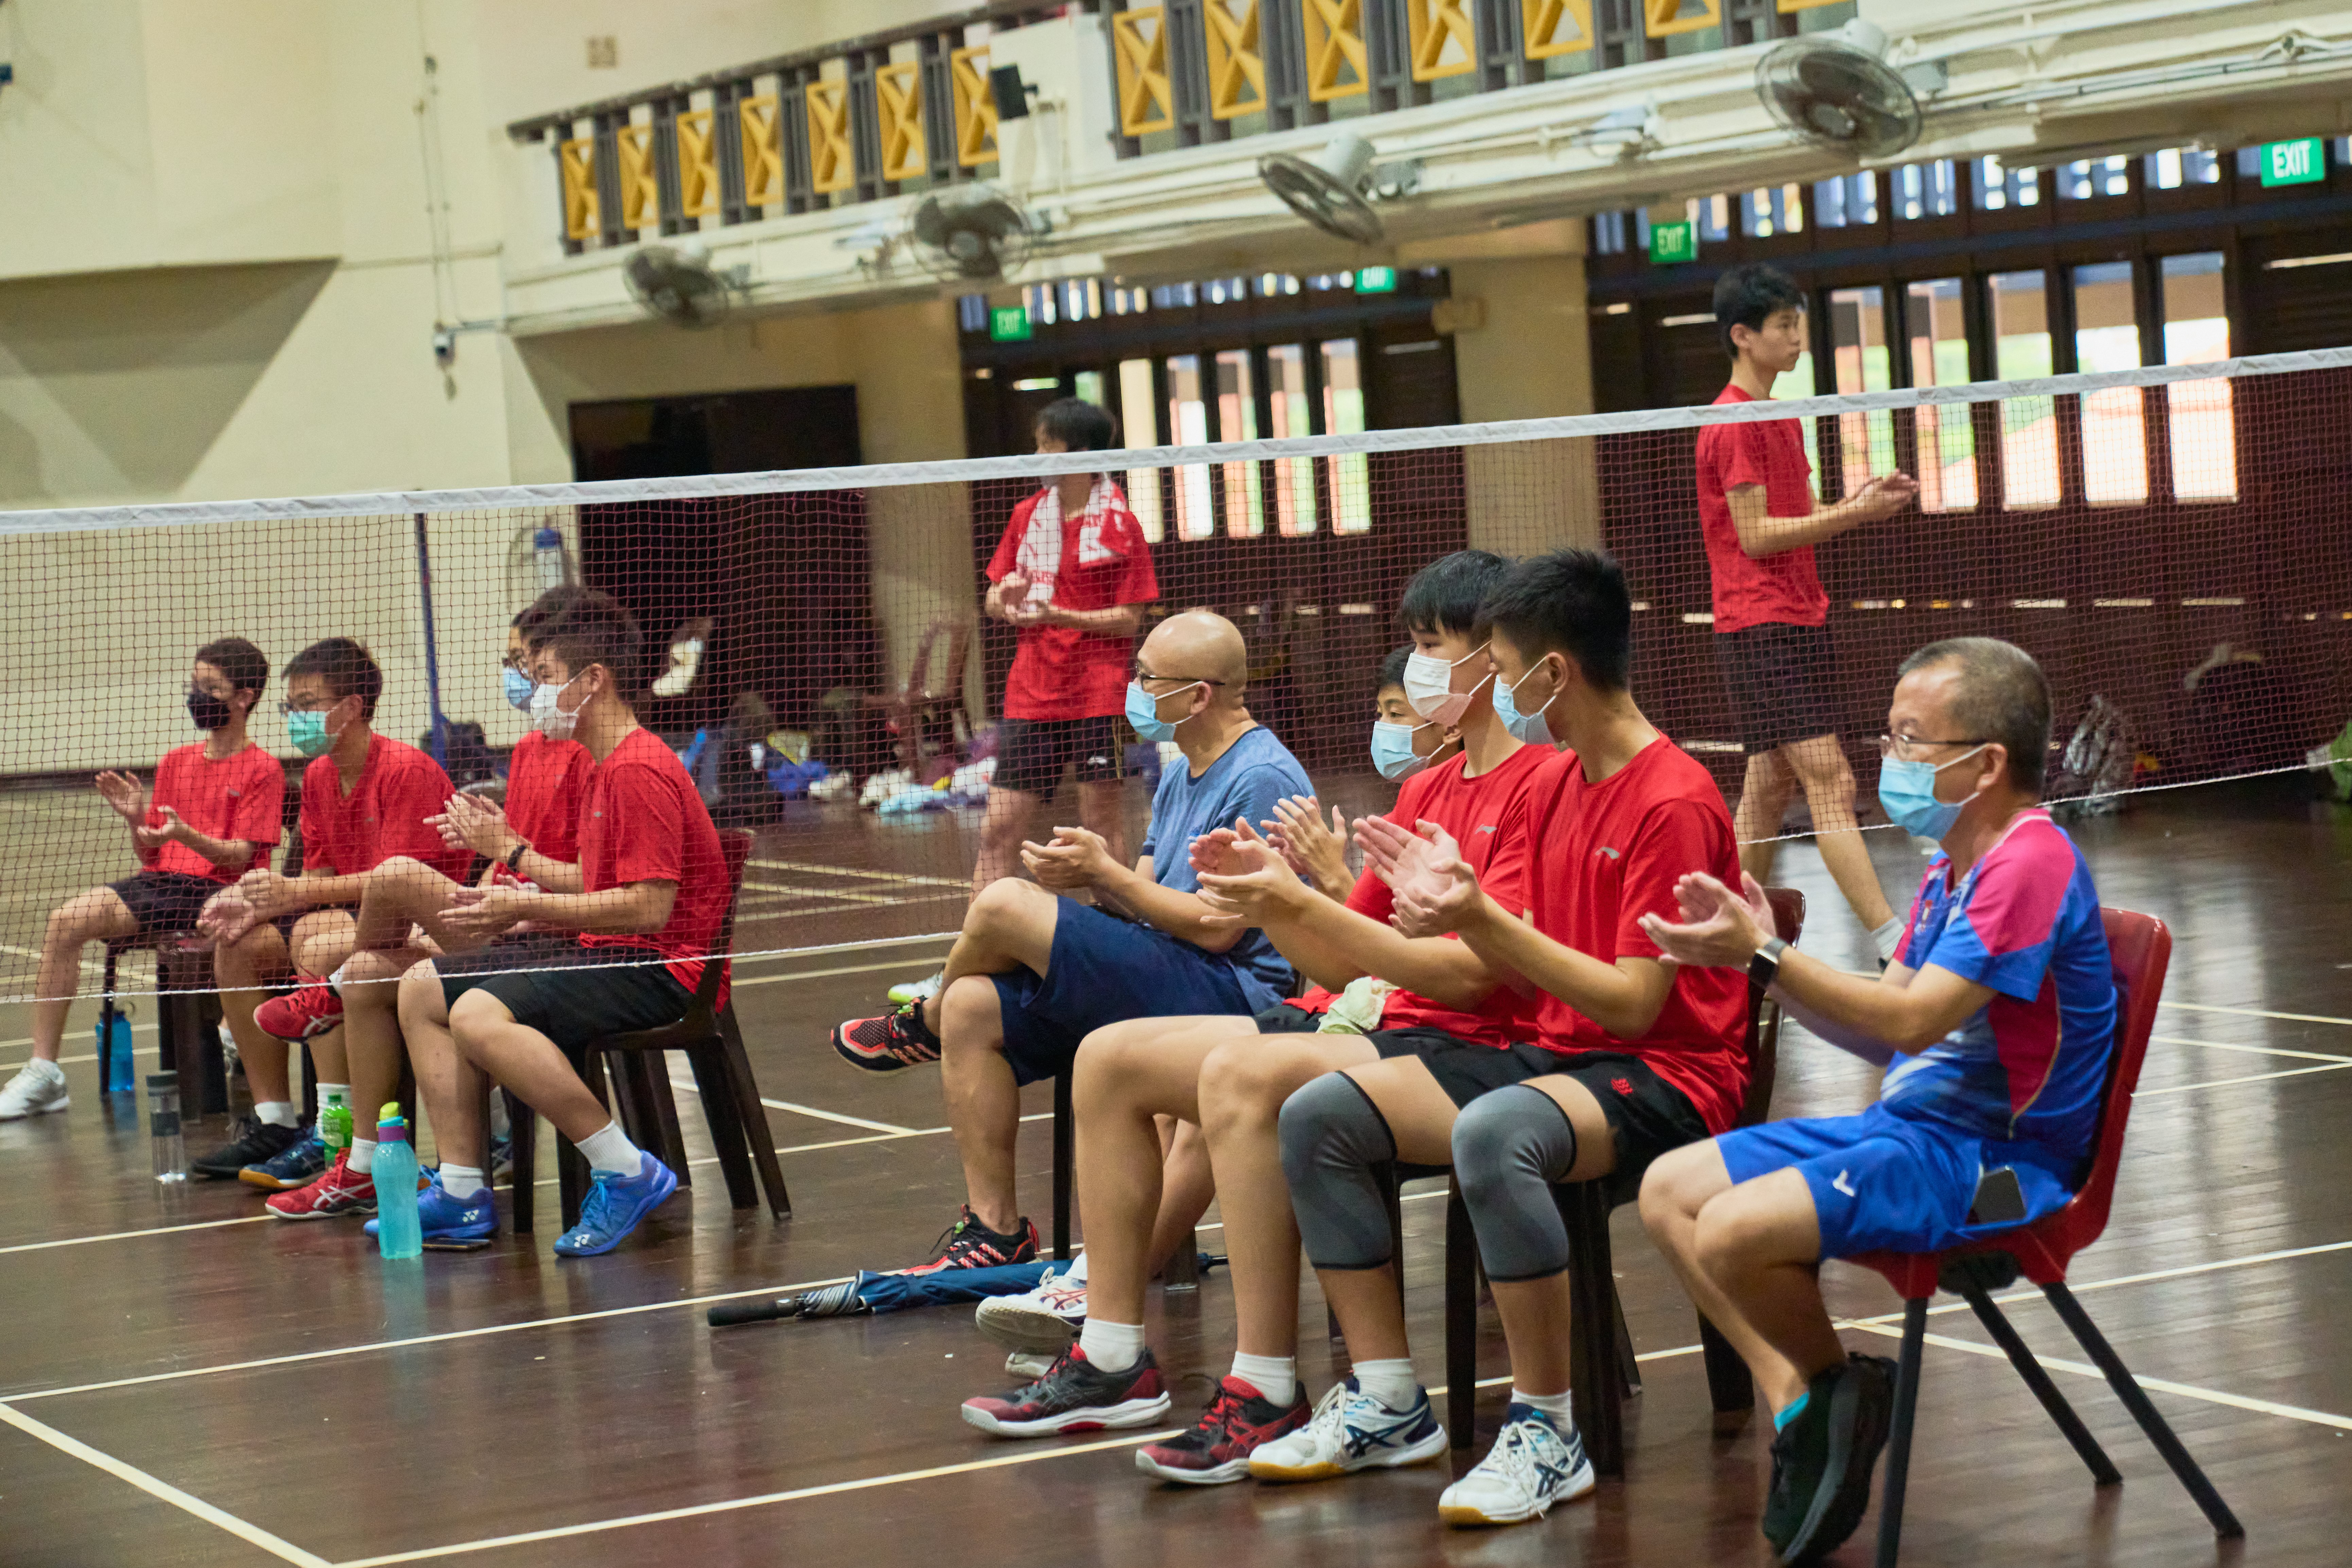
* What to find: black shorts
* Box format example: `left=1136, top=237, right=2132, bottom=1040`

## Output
left=1367, top=1030, right=1711, bottom=1206
left=106, top=871, right=222, bottom=937
left=1715, top=622, right=1842, bottom=753
left=435, top=934, right=692, bottom=1052
left=994, top=716, right=1126, bottom=797
left=1255, top=1002, right=1325, bottom=1034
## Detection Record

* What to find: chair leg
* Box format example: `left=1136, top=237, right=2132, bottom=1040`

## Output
left=635, top=1052, right=692, bottom=1186
left=1444, top=1185, right=1479, bottom=1451
left=1699, top=1313, right=1756, bottom=1422
left=2041, top=1282, right=2244, bottom=1538
left=1957, top=1284, right=2120, bottom=1484
left=1874, top=1297, right=1928, bottom=1568
left=715, top=1005, right=789, bottom=1218
left=1051, top=1073, right=1074, bottom=1260
left=1613, top=1284, right=1641, bottom=1398
left=1559, top=1184, right=1625, bottom=1477
left=685, top=1041, right=757, bottom=1210
left=506, top=1090, right=537, bottom=1234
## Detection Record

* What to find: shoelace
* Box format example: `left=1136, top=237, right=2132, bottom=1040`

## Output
left=1299, top=1381, right=1363, bottom=1443
left=573, top=1169, right=625, bottom=1235
left=1477, top=1419, right=1560, bottom=1490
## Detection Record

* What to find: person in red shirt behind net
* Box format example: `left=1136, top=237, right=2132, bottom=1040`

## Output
left=887, top=398, right=1157, bottom=1011
left=0, top=638, right=283, bottom=1123
left=1698, top=263, right=1917, bottom=963
left=188, top=639, right=470, bottom=1181
left=389, top=587, right=731, bottom=1258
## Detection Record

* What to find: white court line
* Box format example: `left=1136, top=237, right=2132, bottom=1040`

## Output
left=748, top=856, right=968, bottom=889
left=755, top=1099, right=918, bottom=1135
left=2158, top=1000, right=2352, bottom=1028
left=0, top=1401, right=332, bottom=1567
left=2150, top=1033, right=2351, bottom=1063
left=729, top=955, right=948, bottom=990
left=1840, top=1236, right=2352, bottom=1328
left=2139, top=1061, right=2352, bottom=1097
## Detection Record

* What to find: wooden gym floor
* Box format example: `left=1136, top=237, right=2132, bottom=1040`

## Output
left=0, top=773, right=2346, bottom=1567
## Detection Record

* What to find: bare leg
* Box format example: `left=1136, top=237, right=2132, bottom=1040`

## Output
left=938, top=974, right=1023, bottom=1233
left=1147, top=1118, right=1216, bottom=1276
left=1198, top=1034, right=1377, bottom=1356
left=972, top=785, right=1043, bottom=898
left=1735, top=749, right=1797, bottom=885
left=1784, top=734, right=1895, bottom=933
left=399, top=962, right=485, bottom=1170
left=32, top=889, right=137, bottom=1061
left=1640, top=1144, right=1839, bottom=1411
left=350, top=858, right=470, bottom=954
left=1312, top=1057, right=1463, bottom=1364
left=448, top=989, right=611, bottom=1143
left=341, top=948, right=428, bottom=1136
left=926, top=877, right=1060, bottom=1034
left=286, top=912, right=358, bottom=1085
left=1075, top=778, right=1128, bottom=877
left=214, top=923, right=295, bottom=1103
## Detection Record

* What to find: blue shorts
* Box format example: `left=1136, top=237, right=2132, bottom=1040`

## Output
left=991, top=902, right=1258, bottom=1086
left=1715, top=1101, right=2077, bottom=1258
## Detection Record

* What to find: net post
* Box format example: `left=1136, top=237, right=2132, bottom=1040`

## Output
left=412, top=510, right=450, bottom=766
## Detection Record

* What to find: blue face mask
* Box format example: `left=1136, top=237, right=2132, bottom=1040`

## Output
left=1370, top=720, right=1434, bottom=782
left=286, top=709, right=334, bottom=759
left=1877, top=746, right=1987, bottom=841
left=1126, top=678, right=1202, bottom=745
left=1492, top=662, right=1558, bottom=746
left=503, top=667, right=536, bottom=711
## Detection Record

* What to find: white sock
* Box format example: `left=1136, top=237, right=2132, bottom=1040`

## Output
left=347, top=1137, right=376, bottom=1175
left=255, top=1100, right=299, bottom=1128
left=1078, top=1318, right=1147, bottom=1374
left=439, top=1163, right=488, bottom=1200
left=1513, top=1387, right=1573, bottom=1424
left=1231, top=1353, right=1297, bottom=1406
left=1871, top=918, right=1905, bottom=962
left=24, top=1058, right=65, bottom=1084
left=1352, top=1358, right=1419, bottom=1411
left=1060, top=1249, right=1089, bottom=1286
left=326, top=964, right=348, bottom=996
left=576, top=1119, right=642, bottom=1175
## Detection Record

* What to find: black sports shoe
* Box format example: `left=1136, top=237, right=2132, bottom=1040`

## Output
left=1135, top=1376, right=1312, bottom=1485
left=901, top=1205, right=1040, bottom=1275
left=960, top=1344, right=1171, bottom=1438
left=190, top=1116, right=303, bottom=1181
left=1768, top=1355, right=1897, bottom=1566
left=831, top=1003, right=941, bottom=1073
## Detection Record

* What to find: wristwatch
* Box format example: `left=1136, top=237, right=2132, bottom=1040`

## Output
left=503, top=842, right=531, bottom=876
left=1748, top=936, right=1789, bottom=990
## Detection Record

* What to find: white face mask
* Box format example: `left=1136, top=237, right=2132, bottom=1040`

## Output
left=529, top=673, right=584, bottom=740
left=1401, top=643, right=1493, bottom=728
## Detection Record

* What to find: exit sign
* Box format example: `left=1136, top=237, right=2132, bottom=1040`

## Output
left=1649, top=220, right=1698, bottom=265
left=988, top=305, right=1032, bottom=342
left=2259, top=139, right=2325, bottom=187
left=1355, top=266, right=1398, bottom=294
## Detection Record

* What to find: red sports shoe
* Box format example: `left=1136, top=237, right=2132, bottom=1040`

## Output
left=265, top=1150, right=377, bottom=1220
left=1134, top=1376, right=1313, bottom=1484
left=831, top=1002, right=941, bottom=1073
left=256, top=982, right=345, bottom=1042
left=901, top=1205, right=1039, bottom=1274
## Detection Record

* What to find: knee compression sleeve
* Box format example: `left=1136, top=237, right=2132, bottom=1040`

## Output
left=1450, top=1085, right=1579, bottom=1283
left=1278, top=1073, right=1399, bottom=1272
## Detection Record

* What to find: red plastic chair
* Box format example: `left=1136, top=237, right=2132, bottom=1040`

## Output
left=1852, top=909, right=2243, bottom=1565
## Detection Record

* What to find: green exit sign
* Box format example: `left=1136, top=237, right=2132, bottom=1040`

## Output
left=1355, top=265, right=1398, bottom=294
left=988, top=305, right=1033, bottom=342
left=2259, top=139, right=2326, bottom=187
left=1649, top=220, right=1698, bottom=265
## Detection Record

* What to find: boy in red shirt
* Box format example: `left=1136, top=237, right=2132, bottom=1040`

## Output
left=888, top=399, right=1157, bottom=1009
left=0, top=639, right=282, bottom=1121
left=188, top=639, right=468, bottom=1179
left=1697, top=264, right=1917, bottom=961
left=251, top=603, right=593, bottom=1217
left=386, top=588, right=730, bottom=1257
left=1236, top=550, right=1750, bottom=1527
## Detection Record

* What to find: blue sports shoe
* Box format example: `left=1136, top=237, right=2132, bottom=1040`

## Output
left=239, top=1129, right=327, bottom=1191
left=552, top=1153, right=679, bottom=1257
left=365, top=1177, right=499, bottom=1250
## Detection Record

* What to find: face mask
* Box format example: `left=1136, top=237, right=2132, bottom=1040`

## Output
left=1493, top=662, right=1559, bottom=746
left=1125, top=679, right=1202, bottom=746
left=187, top=689, right=233, bottom=732
left=1877, top=746, right=1988, bottom=841
left=530, top=674, right=584, bottom=741
left=287, top=709, right=335, bottom=758
left=1370, top=720, right=1437, bottom=782
left=1402, top=644, right=1492, bottom=727
left=503, top=667, right=536, bottom=711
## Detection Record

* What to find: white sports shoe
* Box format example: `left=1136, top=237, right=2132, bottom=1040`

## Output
left=1438, top=1404, right=1595, bottom=1527
left=887, top=970, right=945, bottom=1008
left=974, top=1261, right=1090, bottom=1351
left=1003, top=1349, right=1058, bottom=1380
left=0, top=1060, right=70, bottom=1120
left=1247, top=1377, right=1447, bottom=1482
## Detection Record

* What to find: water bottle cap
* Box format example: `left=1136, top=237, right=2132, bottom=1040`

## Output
left=534, top=525, right=561, bottom=547
left=145, top=1071, right=178, bottom=1089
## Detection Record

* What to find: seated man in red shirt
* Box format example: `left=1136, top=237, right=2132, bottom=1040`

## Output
left=1241, top=549, right=1751, bottom=1529
left=386, top=587, right=732, bottom=1257
left=250, top=599, right=593, bottom=1218
left=189, top=639, right=469, bottom=1181
left=1, top=638, right=282, bottom=1122
left=959, top=552, right=1551, bottom=1478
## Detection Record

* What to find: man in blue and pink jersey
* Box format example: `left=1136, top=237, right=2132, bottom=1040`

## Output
left=1636, top=637, right=2113, bottom=1567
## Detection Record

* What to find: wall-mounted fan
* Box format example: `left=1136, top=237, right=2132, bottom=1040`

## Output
left=1756, top=19, right=1928, bottom=160
left=1258, top=132, right=1422, bottom=245
left=906, top=184, right=1046, bottom=283
left=623, top=243, right=738, bottom=328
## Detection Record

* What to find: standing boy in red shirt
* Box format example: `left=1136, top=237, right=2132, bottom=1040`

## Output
left=188, top=639, right=468, bottom=1179
left=1697, top=264, right=1917, bottom=961
left=887, top=398, right=1157, bottom=1010
left=1, top=638, right=282, bottom=1121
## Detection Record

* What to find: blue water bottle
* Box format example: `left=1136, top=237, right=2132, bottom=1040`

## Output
left=372, top=1104, right=423, bottom=1260
left=98, top=1005, right=134, bottom=1093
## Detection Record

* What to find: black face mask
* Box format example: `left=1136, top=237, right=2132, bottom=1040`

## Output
left=188, top=690, right=234, bottom=732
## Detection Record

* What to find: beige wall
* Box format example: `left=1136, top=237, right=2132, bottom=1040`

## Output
left=1444, top=254, right=1603, bottom=557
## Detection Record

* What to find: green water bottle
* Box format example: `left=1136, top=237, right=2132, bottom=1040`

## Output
left=319, top=1086, right=352, bottom=1155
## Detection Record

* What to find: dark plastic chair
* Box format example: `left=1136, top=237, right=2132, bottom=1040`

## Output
left=506, top=829, right=791, bottom=1234
left=101, top=935, right=231, bottom=1118
left=1850, top=909, right=2242, bottom=1565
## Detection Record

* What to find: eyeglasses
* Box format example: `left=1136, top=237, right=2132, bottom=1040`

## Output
left=278, top=698, right=340, bottom=716
left=1876, top=733, right=1989, bottom=761
left=1134, top=669, right=1227, bottom=687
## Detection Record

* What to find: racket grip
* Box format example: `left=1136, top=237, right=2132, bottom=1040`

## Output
left=708, top=1297, right=796, bottom=1327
